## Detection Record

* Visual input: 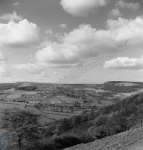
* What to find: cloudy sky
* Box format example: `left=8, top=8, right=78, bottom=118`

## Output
left=0, top=0, right=143, bottom=83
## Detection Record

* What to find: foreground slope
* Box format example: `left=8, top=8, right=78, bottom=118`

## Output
left=65, top=127, right=143, bottom=150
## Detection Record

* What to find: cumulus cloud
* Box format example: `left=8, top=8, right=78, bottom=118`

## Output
left=109, top=8, right=122, bottom=18
left=0, top=11, right=22, bottom=21
left=59, top=24, right=67, bottom=29
left=14, top=63, right=44, bottom=74
left=0, top=66, right=10, bottom=76
left=104, top=55, right=143, bottom=70
left=35, top=71, right=49, bottom=77
left=0, top=52, right=10, bottom=76
left=35, top=16, right=143, bottom=67
left=0, top=52, right=7, bottom=64
left=0, top=19, right=40, bottom=48
left=106, top=17, right=143, bottom=43
left=60, top=0, right=108, bottom=17
left=45, top=29, right=53, bottom=36
left=13, top=63, right=50, bottom=78
left=35, top=25, right=114, bottom=65
left=13, top=2, right=20, bottom=7
left=35, top=42, right=79, bottom=64
left=116, top=1, right=140, bottom=10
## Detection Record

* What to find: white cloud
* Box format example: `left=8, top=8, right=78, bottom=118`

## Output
left=0, top=52, right=7, bottom=64
left=0, top=66, right=10, bottom=76
left=35, top=42, right=79, bottom=64
left=60, top=0, right=108, bottom=17
left=0, top=52, right=10, bottom=76
left=13, top=2, right=20, bottom=7
left=14, top=63, right=43, bottom=74
left=104, top=55, right=143, bottom=70
left=53, top=71, right=57, bottom=75
left=45, top=29, right=53, bottom=36
left=35, top=24, right=117, bottom=65
left=109, top=8, right=122, bottom=18
left=35, top=71, right=49, bottom=77
left=106, top=17, right=143, bottom=43
left=59, top=24, right=67, bottom=29
left=35, top=16, right=143, bottom=67
left=116, top=1, right=140, bottom=10
left=13, top=63, right=50, bottom=78
left=0, top=19, right=40, bottom=48
left=0, top=11, right=22, bottom=21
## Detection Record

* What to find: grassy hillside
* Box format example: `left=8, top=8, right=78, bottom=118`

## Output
left=65, top=127, right=143, bottom=150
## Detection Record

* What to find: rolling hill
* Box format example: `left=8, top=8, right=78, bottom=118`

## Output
left=65, top=127, right=143, bottom=150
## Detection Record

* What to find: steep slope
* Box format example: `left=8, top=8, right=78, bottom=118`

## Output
left=65, top=127, right=143, bottom=150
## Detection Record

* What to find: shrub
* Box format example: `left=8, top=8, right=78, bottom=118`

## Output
left=53, top=134, right=82, bottom=149
left=78, top=132, right=95, bottom=143
left=93, top=114, right=108, bottom=127
left=39, top=139, right=56, bottom=150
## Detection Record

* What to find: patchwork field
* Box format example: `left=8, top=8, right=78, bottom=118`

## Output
left=39, top=109, right=81, bottom=125
left=0, top=102, right=20, bottom=109
left=49, top=97, right=62, bottom=104
left=39, top=96, right=83, bottom=125
left=0, top=90, right=37, bottom=101
left=1, top=81, right=143, bottom=127
left=47, top=96, right=82, bottom=104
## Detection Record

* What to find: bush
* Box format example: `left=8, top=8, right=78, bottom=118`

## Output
left=93, top=114, right=108, bottom=127
left=39, top=139, right=56, bottom=150
left=78, top=132, right=95, bottom=143
left=53, top=134, right=82, bottom=149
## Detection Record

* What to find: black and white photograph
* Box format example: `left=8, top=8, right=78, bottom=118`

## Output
left=0, top=0, right=143, bottom=150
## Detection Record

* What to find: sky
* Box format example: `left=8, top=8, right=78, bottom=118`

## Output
left=0, top=0, right=143, bottom=84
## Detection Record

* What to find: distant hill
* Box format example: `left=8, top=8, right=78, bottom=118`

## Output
left=0, top=83, right=14, bottom=90
left=104, top=81, right=143, bottom=86
left=102, top=81, right=143, bottom=93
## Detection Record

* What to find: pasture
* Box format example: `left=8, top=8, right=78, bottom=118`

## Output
left=48, top=96, right=82, bottom=105
left=2, top=90, right=37, bottom=101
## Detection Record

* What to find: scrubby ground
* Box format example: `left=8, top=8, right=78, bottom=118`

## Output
left=65, top=127, right=143, bottom=150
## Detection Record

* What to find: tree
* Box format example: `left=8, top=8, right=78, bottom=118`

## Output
left=87, top=126, right=96, bottom=138
left=72, top=116, right=81, bottom=128
left=93, top=114, right=108, bottom=127
left=69, top=106, right=74, bottom=113
left=128, top=114, right=136, bottom=128
left=113, top=113, right=129, bottom=132
left=88, top=109, right=95, bottom=120
left=81, top=113, right=89, bottom=123
left=2, top=109, right=40, bottom=150
left=93, top=114, right=109, bottom=139
left=58, top=118, right=71, bottom=134
left=136, top=107, right=143, bottom=126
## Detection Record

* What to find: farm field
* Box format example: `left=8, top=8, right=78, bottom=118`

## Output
left=43, top=110, right=80, bottom=117
left=39, top=117, right=54, bottom=125
left=58, top=97, right=82, bottom=103
left=0, top=81, right=143, bottom=126
left=0, top=102, right=20, bottom=109
left=1, top=90, right=37, bottom=101
left=39, top=109, right=81, bottom=125
left=49, top=97, right=62, bottom=104
left=48, top=96, right=82, bottom=104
